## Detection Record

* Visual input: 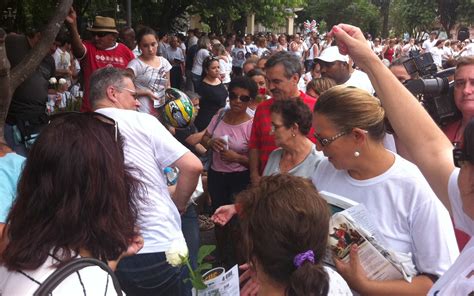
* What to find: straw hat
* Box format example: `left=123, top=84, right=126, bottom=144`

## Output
left=87, top=16, right=118, bottom=34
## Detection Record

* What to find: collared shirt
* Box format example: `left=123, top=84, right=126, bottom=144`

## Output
left=249, top=91, right=317, bottom=173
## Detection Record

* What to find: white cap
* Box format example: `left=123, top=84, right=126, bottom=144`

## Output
left=315, top=46, right=349, bottom=63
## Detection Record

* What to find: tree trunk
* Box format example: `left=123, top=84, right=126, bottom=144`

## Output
left=381, top=0, right=390, bottom=38
left=0, top=0, right=73, bottom=144
left=0, top=28, right=11, bottom=145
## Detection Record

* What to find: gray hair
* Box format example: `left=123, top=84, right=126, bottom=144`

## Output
left=89, top=67, right=133, bottom=108
left=264, top=51, right=302, bottom=79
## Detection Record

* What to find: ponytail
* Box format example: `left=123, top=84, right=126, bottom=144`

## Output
left=287, top=261, right=329, bottom=296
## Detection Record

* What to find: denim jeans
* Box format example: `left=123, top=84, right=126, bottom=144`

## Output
left=181, top=204, right=199, bottom=296
left=115, top=252, right=183, bottom=296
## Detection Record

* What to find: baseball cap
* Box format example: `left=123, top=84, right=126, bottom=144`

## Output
left=315, top=46, right=349, bottom=63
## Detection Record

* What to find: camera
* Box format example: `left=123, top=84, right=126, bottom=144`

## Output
left=402, top=53, right=460, bottom=126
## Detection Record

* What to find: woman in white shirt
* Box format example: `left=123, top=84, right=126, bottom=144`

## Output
left=127, top=27, right=171, bottom=115
left=329, top=23, right=474, bottom=296
left=191, top=36, right=211, bottom=90
left=311, top=85, right=458, bottom=295
left=212, top=43, right=232, bottom=86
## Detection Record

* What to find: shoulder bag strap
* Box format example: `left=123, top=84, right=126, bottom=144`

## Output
left=210, top=108, right=227, bottom=137
left=34, top=257, right=123, bottom=296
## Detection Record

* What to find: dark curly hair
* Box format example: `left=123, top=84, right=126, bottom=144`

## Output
left=270, top=99, right=313, bottom=135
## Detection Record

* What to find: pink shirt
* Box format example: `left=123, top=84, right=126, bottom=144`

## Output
left=207, top=114, right=253, bottom=173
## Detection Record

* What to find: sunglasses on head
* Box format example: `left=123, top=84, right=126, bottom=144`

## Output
left=229, top=92, right=251, bottom=102
left=93, top=32, right=111, bottom=38
left=48, top=112, right=118, bottom=142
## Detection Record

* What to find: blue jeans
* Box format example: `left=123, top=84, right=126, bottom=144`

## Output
left=181, top=204, right=199, bottom=296
left=115, top=252, right=183, bottom=296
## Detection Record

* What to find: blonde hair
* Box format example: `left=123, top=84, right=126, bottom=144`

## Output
left=306, top=77, right=337, bottom=96
left=314, top=85, right=386, bottom=141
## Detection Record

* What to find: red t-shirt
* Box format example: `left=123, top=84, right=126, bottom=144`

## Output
left=80, top=41, right=134, bottom=111
left=249, top=91, right=317, bottom=173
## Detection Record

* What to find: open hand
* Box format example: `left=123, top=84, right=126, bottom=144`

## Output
left=211, top=204, right=237, bottom=226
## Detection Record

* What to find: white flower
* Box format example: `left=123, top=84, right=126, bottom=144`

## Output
left=165, top=239, right=189, bottom=267
left=49, top=77, right=57, bottom=84
left=59, top=78, right=67, bottom=85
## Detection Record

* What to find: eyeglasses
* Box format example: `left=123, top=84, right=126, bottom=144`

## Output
left=270, top=123, right=285, bottom=133
left=453, top=147, right=471, bottom=168
left=48, top=112, right=118, bottom=142
left=229, top=92, right=251, bottom=102
left=118, top=87, right=138, bottom=99
left=314, top=131, right=347, bottom=147
left=93, top=32, right=111, bottom=38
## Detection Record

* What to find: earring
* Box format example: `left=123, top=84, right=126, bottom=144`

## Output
left=354, top=151, right=360, bottom=157
left=292, top=133, right=296, bottom=137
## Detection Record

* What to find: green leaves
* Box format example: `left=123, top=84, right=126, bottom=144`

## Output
left=197, top=245, right=216, bottom=266
left=299, top=0, right=379, bottom=34
left=183, top=244, right=216, bottom=291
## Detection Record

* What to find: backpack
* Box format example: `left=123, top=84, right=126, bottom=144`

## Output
left=33, top=257, right=123, bottom=296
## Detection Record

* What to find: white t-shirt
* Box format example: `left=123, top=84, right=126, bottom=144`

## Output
left=325, top=266, right=353, bottom=295
left=96, top=108, right=189, bottom=254
left=442, top=46, right=453, bottom=60
left=218, top=56, right=232, bottom=84
left=312, top=153, right=459, bottom=278
left=422, top=39, right=437, bottom=53
left=231, top=47, right=246, bottom=68
left=256, top=47, right=270, bottom=58
left=290, top=41, right=308, bottom=59
left=428, top=169, right=474, bottom=295
left=306, top=44, right=318, bottom=61
left=430, top=47, right=443, bottom=68
left=0, top=255, right=119, bottom=295
left=192, top=48, right=210, bottom=76
left=165, top=47, right=185, bottom=63
left=461, top=43, right=474, bottom=57
left=52, top=48, right=71, bottom=72
left=345, top=69, right=375, bottom=95
left=158, top=41, right=169, bottom=57
left=245, top=44, right=258, bottom=55
left=127, top=57, right=172, bottom=114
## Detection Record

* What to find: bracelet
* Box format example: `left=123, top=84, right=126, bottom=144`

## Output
left=206, top=138, right=212, bottom=147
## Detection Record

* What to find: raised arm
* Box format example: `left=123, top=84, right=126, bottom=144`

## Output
left=64, top=7, right=86, bottom=59
left=330, top=24, right=454, bottom=212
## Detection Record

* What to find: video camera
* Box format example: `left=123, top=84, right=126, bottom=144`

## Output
left=403, top=52, right=460, bottom=126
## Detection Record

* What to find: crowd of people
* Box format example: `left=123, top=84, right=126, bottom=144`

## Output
left=1, top=6, right=474, bottom=295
